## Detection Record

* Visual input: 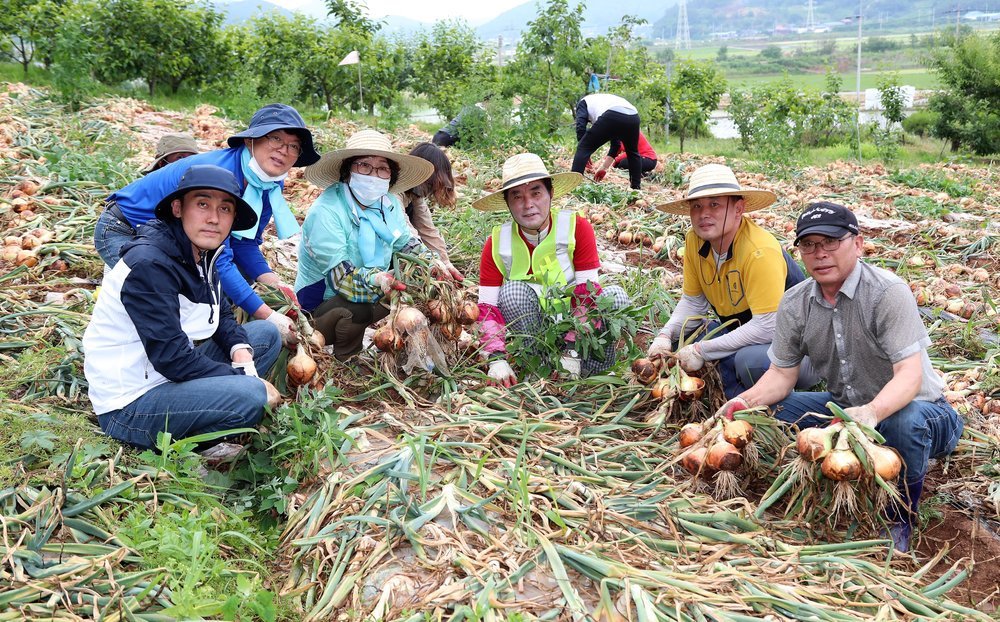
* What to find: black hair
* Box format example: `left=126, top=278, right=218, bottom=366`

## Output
left=409, top=142, right=456, bottom=207
left=503, top=177, right=552, bottom=205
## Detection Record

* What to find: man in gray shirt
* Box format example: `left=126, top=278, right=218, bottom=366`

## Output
left=719, top=201, right=963, bottom=552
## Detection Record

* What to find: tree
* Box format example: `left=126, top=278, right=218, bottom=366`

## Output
left=511, top=0, right=587, bottom=118
left=412, top=21, right=489, bottom=119
left=760, top=45, right=782, bottom=60
left=325, top=0, right=381, bottom=37
left=0, top=0, right=67, bottom=76
left=716, top=45, right=728, bottom=62
left=926, top=31, right=1000, bottom=155
left=667, top=59, right=726, bottom=152
left=93, top=0, right=227, bottom=96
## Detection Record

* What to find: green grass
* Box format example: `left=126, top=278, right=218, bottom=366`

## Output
left=728, top=68, right=939, bottom=89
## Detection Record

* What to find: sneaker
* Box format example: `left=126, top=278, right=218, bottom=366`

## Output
left=198, top=442, right=245, bottom=466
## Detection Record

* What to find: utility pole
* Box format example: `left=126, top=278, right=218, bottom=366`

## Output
left=855, top=0, right=863, bottom=162
left=675, top=0, right=691, bottom=50
left=497, top=35, right=503, bottom=67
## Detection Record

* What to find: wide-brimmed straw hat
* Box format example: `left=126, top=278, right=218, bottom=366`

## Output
left=655, top=164, right=776, bottom=215
left=228, top=103, right=320, bottom=168
left=141, top=134, right=200, bottom=174
left=154, top=164, right=258, bottom=233
left=304, top=130, right=434, bottom=194
left=472, top=153, right=583, bottom=212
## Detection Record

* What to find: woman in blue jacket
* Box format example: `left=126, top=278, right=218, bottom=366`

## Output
left=84, top=165, right=282, bottom=462
left=95, top=104, right=320, bottom=347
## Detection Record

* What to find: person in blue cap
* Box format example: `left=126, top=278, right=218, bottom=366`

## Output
left=95, top=103, right=321, bottom=349
left=83, top=165, right=283, bottom=463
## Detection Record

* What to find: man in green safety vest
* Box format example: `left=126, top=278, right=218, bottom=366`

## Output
left=471, top=153, right=630, bottom=387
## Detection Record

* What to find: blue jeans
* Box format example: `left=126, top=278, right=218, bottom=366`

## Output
left=94, top=208, right=137, bottom=268
left=684, top=321, right=820, bottom=399
left=97, top=321, right=282, bottom=449
left=774, top=392, right=964, bottom=484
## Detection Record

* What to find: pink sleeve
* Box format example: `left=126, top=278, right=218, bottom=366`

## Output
left=477, top=303, right=506, bottom=355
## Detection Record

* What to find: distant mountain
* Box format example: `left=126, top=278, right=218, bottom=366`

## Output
left=214, top=0, right=296, bottom=25
left=380, top=15, right=435, bottom=36
left=476, top=1, right=676, bottom=43
left=654, top=0, right=941, bottom=41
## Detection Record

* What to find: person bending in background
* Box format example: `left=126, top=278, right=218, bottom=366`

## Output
left=592, top=130, right=657, bottom=182
left=570, top=93, right=642, bottom=190
left=399, top=142, right=464, bottom=281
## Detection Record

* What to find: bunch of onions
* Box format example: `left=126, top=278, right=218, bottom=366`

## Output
left=676, top=415, right=756, bottom=500
left=287, top=344, right=318, bottom=387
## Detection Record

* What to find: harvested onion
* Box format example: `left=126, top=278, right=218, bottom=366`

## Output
left=427, top=299, right=450, bottom=324
left=677, top=373, right=704, bottom=401
left=821, top=431, right=862, bottom=481
left=394, top=306, right=427, bottom=334
left=287, top=345, right=317, bottom=387
left=631, top=357, right=660, bottom=385
left=681, top=446, right=709, bottom=476
left=458, top=300, right=479, bottom=326
left=707, top=441, right=743, bottom=471
left=868, top=444, right=902, bottom=481
left=796, top=427, right=831, bottom=462
left=678, top=423, right=704, bottom=448
left=722, top=419, right=753, bottom=450
left=373, top=324, right=403, bottom=352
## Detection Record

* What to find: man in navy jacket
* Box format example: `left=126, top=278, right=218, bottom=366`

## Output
left=84, top=165, right=282, bottom=461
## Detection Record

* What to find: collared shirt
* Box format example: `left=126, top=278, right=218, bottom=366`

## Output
left=681, top=217, right=788, bottom=327
left=770, top=260, right=945, bottom=406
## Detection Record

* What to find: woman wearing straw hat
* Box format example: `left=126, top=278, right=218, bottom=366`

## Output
left=473, top=153, right=630, bottom=387
left=99, top=104, right=321, bottom=350
left=648, top=163, right=817, bottom=399
left=295, top=130, right=438, bottom=360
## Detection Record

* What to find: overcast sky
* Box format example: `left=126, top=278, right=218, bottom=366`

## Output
left=269, top=0, right=532, bottom=25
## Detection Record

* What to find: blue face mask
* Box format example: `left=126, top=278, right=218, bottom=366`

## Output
left=348, top=173, right=390, bottom=206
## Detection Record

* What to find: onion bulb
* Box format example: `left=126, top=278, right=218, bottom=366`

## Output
left=867, top=443, right=902, bottom=481
left=427, top=299, right=450, bottom=324
left=681, top=446, right=709, bottom=476
left=722, top=419, right=753, bottom=450
left=308, top=330, right=326, bottom=350
left=287, top=345, right=317, bottom=387
left=678, top=423, right=704, bottom=448
left=373, top=324, right=403, bottom=352
left=1, top=245, right=19, bottom=262
left=618, top=231, right=633, bottom=246
left=651, top=378, right=674, bottom=400
left=796, top=427, right=831, bottom=462
left=393, top=306, right=428, bottom=334
left=439, top=322, right=462, bottom=341
left=707, top=441, right=743, bottom=471
left=457, top=300, right=479, bottom=326
left=631, top=357, right=660, bottom=385
left=821, top=432, right=862, bottom=482
left=15, top=250, right=38, bottom=267
left=677, top=372, right=704, bottom=401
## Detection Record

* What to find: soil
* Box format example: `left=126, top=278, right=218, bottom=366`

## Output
left=917, top=473, right=1000, bottom=613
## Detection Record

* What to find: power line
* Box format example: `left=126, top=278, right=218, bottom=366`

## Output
left=675, top=0, right=691, bottom=50
left=805, top=0, right=816, bottom=30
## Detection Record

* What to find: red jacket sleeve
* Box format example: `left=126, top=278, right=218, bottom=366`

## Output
left=573, top=216, right=600, bottom=272
left=479, top=235, right=504, bottom=288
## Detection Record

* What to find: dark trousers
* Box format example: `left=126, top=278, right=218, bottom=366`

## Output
left=571, top=110, right=642, bottom=189
left=312, top=295, right=390, bottom=361
left=613, top=156, right=657, bottom=175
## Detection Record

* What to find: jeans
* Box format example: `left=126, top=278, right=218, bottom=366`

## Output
left=94, top=207, right=137, bottom=268
left=684, top=320, right=820, bottom=399
left=97, top=321, right=282, bottom=449
left=774, top=392, right=964, bottom=485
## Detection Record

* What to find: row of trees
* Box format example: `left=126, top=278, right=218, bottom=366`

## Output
left=0, top=0, right=727, bottom=152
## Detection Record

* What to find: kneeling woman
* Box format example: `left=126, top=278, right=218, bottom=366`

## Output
left=295, top=130, right=437, bottom=360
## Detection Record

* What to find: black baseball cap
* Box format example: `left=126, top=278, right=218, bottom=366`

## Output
left=794, top=201, right=860, bottom=245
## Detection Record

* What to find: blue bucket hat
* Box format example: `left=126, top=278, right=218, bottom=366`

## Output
left=227, top=103, right=320, bottom=167
left=155, top=165, right=258, bottom=233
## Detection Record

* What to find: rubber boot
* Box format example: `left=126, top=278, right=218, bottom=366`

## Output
left=887, top=478, right=923, bottom=553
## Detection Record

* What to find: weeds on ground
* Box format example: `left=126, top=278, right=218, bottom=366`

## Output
left=889, top=168, right=976, bottom=198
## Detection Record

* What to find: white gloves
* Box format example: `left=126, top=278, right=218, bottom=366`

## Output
left=715, top=396, right=750, bottom=421
left=648, top=335, right=673, bottom=358
left=373, top=272, right=406, bottom=294
left=844, top=404, right=879, bottom=428
left=487, top=359, right=517, bottom=387
left=233, top=360, right=259, bottom=378
left=560, top=353, right=581, bottom=379
left=266, top=311, right=298, bottom=349
left=677, top=343, right=705, bottom=372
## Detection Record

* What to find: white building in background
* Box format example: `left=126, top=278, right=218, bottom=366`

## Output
left=864, top=86, right=916, bottom=111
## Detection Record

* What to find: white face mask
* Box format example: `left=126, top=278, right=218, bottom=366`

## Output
left=349, top=173, right=390, bottom=206
left=248, top=148, right=287, bottom=182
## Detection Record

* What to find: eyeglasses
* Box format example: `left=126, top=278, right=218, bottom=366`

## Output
left=261, top=134, right=302, bottom=156
left=353, top=161, right=392, bottom=179
left=797, top=234, right=854, bottom=254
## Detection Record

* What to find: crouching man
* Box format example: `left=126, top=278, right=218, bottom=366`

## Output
left=84, top=165, right=282, bottom=462
left=472, top=153, right=630, bottom=386
left=719, top=202, right=963, bottom=551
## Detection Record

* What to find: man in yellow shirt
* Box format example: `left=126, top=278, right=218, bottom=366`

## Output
left=648, top=164, right=817, bottom=398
